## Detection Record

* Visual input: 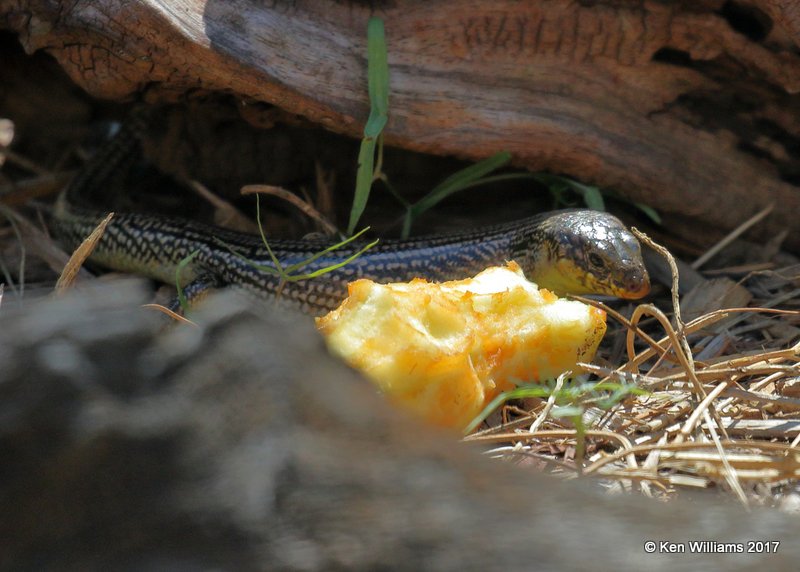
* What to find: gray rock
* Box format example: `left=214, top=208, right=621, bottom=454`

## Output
left=1, top=282, right=797, bottom=571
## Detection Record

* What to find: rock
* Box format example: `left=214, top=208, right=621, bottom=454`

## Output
left=1, top=281, right=798, bottom=571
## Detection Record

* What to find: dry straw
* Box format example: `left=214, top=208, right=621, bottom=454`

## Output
left=467, top=226, right=800, bottom=508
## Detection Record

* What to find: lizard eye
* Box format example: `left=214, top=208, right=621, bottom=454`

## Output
left=588, top=252, right=604, bottom=268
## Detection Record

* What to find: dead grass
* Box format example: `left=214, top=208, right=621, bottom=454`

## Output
left=54, top=211, right=113, bottom=293
left=465, top=223, right=800, bottom=509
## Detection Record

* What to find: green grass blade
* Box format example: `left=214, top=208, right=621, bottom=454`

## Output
left=347, top=17, right=390, bottom=235
left=175, top=249, right=201, bottom=312
left=591, top=380, right=649, bottom=394
left=381, top=177, right=411, bottom=208
left=348, top=137, right=377, bottom=236
left=463, top=384, right=553, bottom=434
left=215, top=229, right=379, bottom=283
left=254, top=194, right=288, bottom=280
left=365, top=17, right=389, bottom=138
left=531, top=173, right=606, bottom=210
left=401, top=209, right=413, bottom=239
left=634, top=202, right=662, bottom=224
left=550, top=405, right=585, bottom=418
left=412, top=172, right=543, bottom=217
left=250, top=197, right=378, bottom=276
left=289, top=239, right=380, bottom=280
left=409, top=152, right=512, bottom=220
left=567, top=180, right=605, bottom=211
left=212, top=238, right=281, bottom=275
left=400, top=174, right=537, bottom=239
left=453, top=172, right=538, bottom=187
left=283, top=226, right=373, bottom=274
left=464, top=377, right=649, bottom=434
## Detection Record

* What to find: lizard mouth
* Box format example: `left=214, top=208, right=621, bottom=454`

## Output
left=612, top=272, right=651, bottom=300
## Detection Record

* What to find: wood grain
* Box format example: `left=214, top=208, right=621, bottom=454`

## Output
left=2, top=0, right=800, bottom=250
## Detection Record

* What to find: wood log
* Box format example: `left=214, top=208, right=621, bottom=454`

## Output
left=1, top=0, right=800, bottom=250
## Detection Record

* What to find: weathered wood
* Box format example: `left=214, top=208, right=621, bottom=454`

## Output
left=2, top=0, right=800, bottom=250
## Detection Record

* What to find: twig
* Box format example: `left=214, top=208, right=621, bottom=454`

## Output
left=528, top=373, right=565, bottom=433
left=691, top=203, right=774, bottom=270
left=0, top=148, right=50, bottom=176
left=702, top=408, right=749, bottom=510
left=0, top=171, right=75, bottom=206
left=584, top=439, right=800, bottom=476
left=242, top=184, right=339, bottom=236
left=570, top=295, right=671, bottom=363
left=679, top=381, right=728, bottom=441
left=142, top=303, right=198, bottom=326
left=189, top=180, right=259, bottom=234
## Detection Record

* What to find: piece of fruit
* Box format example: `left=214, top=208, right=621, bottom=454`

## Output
left=316, top=262, right=607, bottom=430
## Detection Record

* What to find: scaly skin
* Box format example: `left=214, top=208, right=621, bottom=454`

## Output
left=52, top=110, right=650, bottom=316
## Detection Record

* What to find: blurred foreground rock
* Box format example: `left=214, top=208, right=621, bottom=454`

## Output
left=1, top=282, right=799, bottom=571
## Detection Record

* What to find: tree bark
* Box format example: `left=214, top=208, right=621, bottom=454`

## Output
left=2, top=0, right=799, bottom=250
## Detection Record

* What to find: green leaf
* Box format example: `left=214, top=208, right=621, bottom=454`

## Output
left=577, top=185, right=605, bottom=211
left=463, top=384, right=554, bottom=434
left=410, top=152, right=512, bottom=220
left=400, top=152, right=515, bottom=237
left=288, top=239, right=380, bottom=280
left=217, top=228, right=379, bottom=283
left=559, top=178, right=605, bottom=211
left=380, top=176, right=411, bottom=209
left=634, top=202, right=662, bottom=224
left=212, top=239, right=281, bottom=276
left=348, top=136, right=377, bottom=236
left=347, top=17, right=390, bottom=236
left=462, top=375, right=650, bottom=433
left=550, top=405, right=585, bottom=418
left=530, top=174, right=608, bottom=210
left=255, top=194, right=287, bottom=278
left=401, top=209, right=413, bottom=239
left=219, top=197, right=380, bottom=284
left=283, top=226, right=373, bottom=274
left=400, top=172, right=539, bottom=239
left=364, top=17, right=389, bottom=138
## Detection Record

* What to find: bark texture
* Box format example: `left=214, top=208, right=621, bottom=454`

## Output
left=1, top=0, right=799, bottom=249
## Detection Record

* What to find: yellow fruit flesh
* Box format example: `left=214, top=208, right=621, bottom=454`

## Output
left=316, top=262, right=607, bottom=430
